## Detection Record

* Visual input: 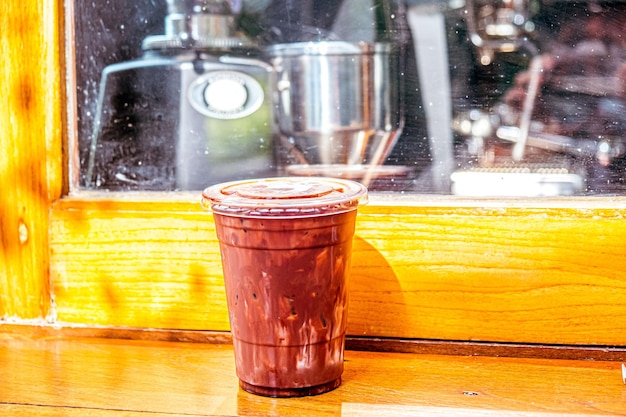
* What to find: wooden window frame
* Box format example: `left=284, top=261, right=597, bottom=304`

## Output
left=2, top=0, right=625, bottom=349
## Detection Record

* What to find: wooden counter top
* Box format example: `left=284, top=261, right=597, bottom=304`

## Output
left=1, top=333, right=624, bottom=416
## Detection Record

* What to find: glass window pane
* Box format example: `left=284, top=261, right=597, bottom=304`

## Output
left=74, top=0, right=626, bottom=196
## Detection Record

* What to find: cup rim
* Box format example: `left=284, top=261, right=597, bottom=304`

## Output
left=201, top=176, right=368, bottom=218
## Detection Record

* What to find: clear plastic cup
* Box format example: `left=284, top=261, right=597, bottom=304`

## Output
left=202, top=177, right=368, bottom=397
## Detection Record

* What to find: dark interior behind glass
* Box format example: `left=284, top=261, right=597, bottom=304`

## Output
left=74, top=0, right=626, bottom=195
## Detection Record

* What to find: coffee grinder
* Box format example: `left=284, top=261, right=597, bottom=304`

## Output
left=86, top=0, right=274, bottom=190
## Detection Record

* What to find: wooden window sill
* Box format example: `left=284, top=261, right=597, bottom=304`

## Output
left=1, top=329, right=624, bottom=416
left=47, top=193, right=626, bottom=346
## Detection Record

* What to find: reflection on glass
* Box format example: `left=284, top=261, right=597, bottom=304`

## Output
left=452, top=0, right=626, bottom=196
left=83, top=0, right=275, bottom=190
left=74, top=0, right=626, bottom=195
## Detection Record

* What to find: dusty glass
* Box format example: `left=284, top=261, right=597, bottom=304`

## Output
left=72, top=0, right=626, bottom=196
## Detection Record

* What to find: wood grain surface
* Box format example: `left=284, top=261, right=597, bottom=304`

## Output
left=0, top=1, right=62, bottom=319
left=0, top=334, right=626, bottom=416
left=1, top=334, right=624, bottom=416
left=49, top=194, right=626, bottom=346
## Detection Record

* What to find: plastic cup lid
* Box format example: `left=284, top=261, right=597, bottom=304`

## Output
left=202, top=177, right=368, bottom=217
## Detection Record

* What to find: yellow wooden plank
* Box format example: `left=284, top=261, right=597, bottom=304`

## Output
left=0, top=404, right=616, bottom=417
left=49, top=194, right=626, bottom=345
left=1, top=335, right=624, bottom=416
left=49, top=195, right=228, bottom=330
left=0, top=0, right=62, bottom=318
left=349, top=202, right=626, bottom=344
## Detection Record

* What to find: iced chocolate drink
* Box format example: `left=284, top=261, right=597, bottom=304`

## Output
left=202, top=177, right=367, bottom=397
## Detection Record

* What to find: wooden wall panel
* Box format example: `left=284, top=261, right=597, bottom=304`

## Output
left=50, top=195, right=626, bottom=346
left=347, top=202, right=626, bottom=344
left=0, top=0, right=62, bottom=319
left=3, top=0, right=626, bottom=350
left=50, top=196, right=229, bottom=330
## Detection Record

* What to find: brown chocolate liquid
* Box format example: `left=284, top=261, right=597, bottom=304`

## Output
left=214, top=209, right=357, bottom=397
